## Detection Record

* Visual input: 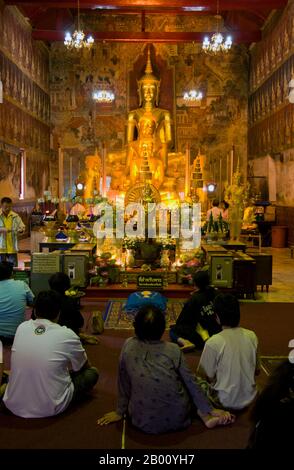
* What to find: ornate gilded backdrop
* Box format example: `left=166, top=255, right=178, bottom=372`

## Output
left=248, top=1, right=294, bottom=204
left=50, top=13, right=248, bottom=197
left=0, top=3, right=50, bottom=200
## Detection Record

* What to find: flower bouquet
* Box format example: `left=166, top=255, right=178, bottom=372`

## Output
left=89, top=252, right=120, bottom=286
left=177, top=250, right=204, bottom=284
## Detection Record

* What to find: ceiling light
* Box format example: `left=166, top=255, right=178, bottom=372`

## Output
left=64, top=0, right=94, bottom=50
left=202, top=1, right=232, bottom=54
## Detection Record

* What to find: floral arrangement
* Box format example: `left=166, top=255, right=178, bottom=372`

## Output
left=177, top=249, right=204, bottom=284
left=123, top=236, right=145, bottom=250
left=156, top=237, right=176, bottom=250
left=89, top=252, right=120, bottom=286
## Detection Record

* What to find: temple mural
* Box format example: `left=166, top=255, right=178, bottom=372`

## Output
left=50, top=14, right=248, bottom=200
left=0, top=4, right=50, bottom=200
left=0, top=145, right=21, bottom=199
left=248, top=1, right=294, bottom=205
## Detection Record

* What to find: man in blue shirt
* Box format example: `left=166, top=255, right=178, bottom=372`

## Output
left=0, top=261, right=34, bottom=343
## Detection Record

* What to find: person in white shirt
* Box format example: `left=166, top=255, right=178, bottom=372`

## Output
left=197, top=293, right=260, bottom=410
left=3, top=290, right=99, bottom=418
left=206, top=199, right=223, bottom=221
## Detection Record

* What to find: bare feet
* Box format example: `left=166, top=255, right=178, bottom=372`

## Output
left=97, top=411, right=122, bottom=426
left=178, top=338, right=196, bottom=352
left=198, top=408, right=235, bottom=429
left=80, top=333, right=100, bottom=345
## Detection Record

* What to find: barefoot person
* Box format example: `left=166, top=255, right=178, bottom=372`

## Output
left=98, top=305, right=234, bottom=433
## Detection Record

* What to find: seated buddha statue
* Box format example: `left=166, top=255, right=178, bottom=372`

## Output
left=126, top=47, right=172, bottom=190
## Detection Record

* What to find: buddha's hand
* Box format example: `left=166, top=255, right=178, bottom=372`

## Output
left=97, top=411, right=122, bottom=426
left=198, top=408, right=235, bottom=428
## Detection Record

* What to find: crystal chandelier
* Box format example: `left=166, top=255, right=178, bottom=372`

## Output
left=64, top=0, right=94, bottom=49
left=202, top=0, right=232, bottom=54
left=183, top=90, right=203, bottom=102
left=92, top=89, right=115, bottom=103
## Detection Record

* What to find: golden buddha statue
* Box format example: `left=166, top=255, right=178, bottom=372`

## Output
left=83, top=152, right=101, bottom=200
left=126, top=47, right=172, bottom=190
left=106, top=46, right=186, bottom=202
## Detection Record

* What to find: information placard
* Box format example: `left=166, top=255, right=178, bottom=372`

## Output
left=137, top=275, right=163, bottom=290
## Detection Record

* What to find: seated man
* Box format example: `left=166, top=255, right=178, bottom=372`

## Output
left=48, top=272, right=84, bottom=336
left=3, top=290, right=99, bottom=418
left=197, top=293, right=260, bottom=410
left=170, top=270, right=221, bottom=351
left=0, top=261, right=34, bottom=343
left=47, top=272, right=99, bottom=345
left=98, top=305, right=234, bottom=434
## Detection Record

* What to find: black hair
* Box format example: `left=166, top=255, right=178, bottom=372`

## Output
left=193, top=270, right=210, bottom=290
left=33, top=290, right=62, bottom=321
left=213, top=293, right=240, bottom=327
left=212, top=199, right=219, bottom=207
left=49, top=272, right=71, bottom=295
left=134, top=305, right=166, bottom=341
left=222, top=200, right=229, bottom=210
left=0, top=261, right=14, bottom=281
left=1, top=197, right=12, bottom=205
left=251, top=360, right=294, bottom=424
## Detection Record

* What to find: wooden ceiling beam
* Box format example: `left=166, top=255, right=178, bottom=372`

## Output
left=32, top=29, right=261, bottom=42
left=5, top=0, right=288, bottom=11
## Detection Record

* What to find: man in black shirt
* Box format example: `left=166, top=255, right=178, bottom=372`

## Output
left=170, top=270, right=221, bottom=351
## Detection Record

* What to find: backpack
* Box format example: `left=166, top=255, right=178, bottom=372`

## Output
left=92, top=310, right=104, bottom=334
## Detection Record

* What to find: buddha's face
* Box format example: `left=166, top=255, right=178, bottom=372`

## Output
left=142, top=83, right=156, bottom=103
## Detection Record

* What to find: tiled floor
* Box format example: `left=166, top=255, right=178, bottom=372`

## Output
left=18, top=239, right=294, bottom=302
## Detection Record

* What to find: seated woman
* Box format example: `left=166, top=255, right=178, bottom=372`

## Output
left=170, top=270, right=221, bottom=351
left=97, top=305, right=234, bottom=434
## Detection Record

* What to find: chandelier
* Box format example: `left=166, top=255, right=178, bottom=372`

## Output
left=183, top=90, right=203, bottom=102
left=64, top=0, right=94, bottom=49
left=92, top=89, right=115, bottom=103
left=202, top=0, right=232, bottom=54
